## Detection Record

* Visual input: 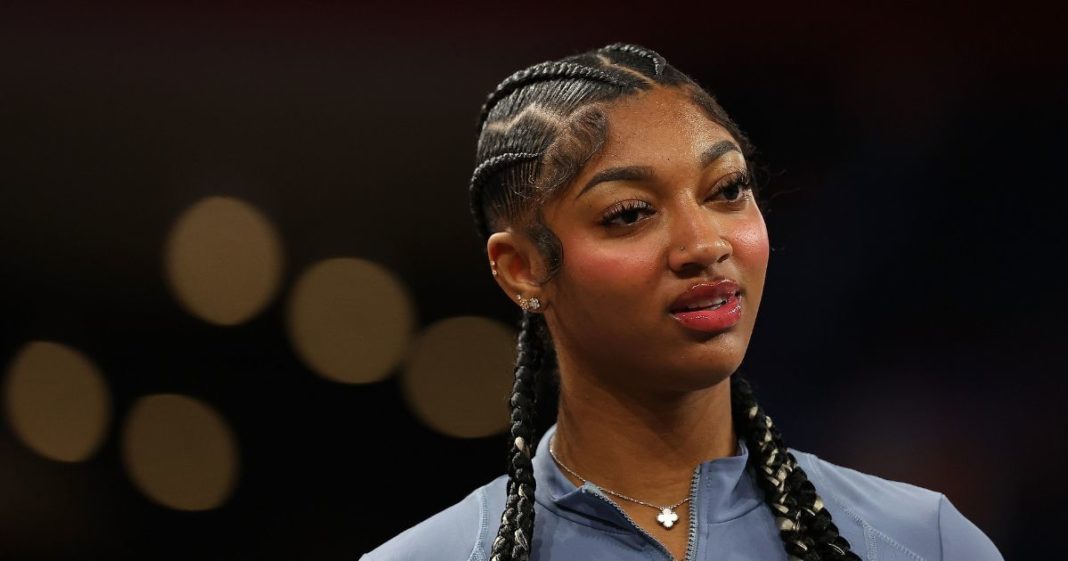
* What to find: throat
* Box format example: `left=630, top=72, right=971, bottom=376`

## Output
left=551, top=377, right=737, bottom=500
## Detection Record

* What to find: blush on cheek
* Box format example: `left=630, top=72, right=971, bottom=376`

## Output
left=731, top=216, right=770, bottom=265
left=567, top=241, right=660, bottom=289
left=572, top=242, right=653, bottom=282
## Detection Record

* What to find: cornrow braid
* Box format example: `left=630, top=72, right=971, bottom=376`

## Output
left=731, top=375, right=861, bottom=561
left=490, top=311, right=548, bottom=561
left=469, top=151, right=542, bottom=240
left=597, top=42, right=666, bottom=76
left=476, top=61, right=632, bottom=134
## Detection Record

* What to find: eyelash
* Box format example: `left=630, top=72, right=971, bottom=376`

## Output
left=598, top=170, right=754, bottom=228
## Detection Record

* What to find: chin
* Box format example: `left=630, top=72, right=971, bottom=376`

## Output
left=649, top=350, right=742, bottom=394
left=676, top=345, right=748, bottom=390
left=691, top=329, right=749, bottom=361
left=677, top=363, right=738, bottom=391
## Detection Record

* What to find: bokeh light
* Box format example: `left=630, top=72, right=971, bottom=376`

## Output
left=120, top=394, right=239, bottom=511
left=164, top=196, right=284, bottom=326
left=286, top=257, right=415, bottom=384
left=401, top=316, right=516, bottom=438
left=3, top=341, right=111, bottom=462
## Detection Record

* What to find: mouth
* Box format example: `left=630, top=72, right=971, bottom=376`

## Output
left=669, top=279, right=744, bottom=333
left=669, top=279, right=741, bottom=313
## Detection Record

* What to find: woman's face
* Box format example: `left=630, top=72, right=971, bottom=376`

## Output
left=540, top=86, right=770, bottom=394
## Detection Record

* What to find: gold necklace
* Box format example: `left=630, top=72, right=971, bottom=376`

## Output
left=548, top=438, right=690, bottom=529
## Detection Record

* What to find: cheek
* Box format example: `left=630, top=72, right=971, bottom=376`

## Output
left=731, top=214, right=770, bottom=280
left=562, top=237, right=661, bottom=297
left=568, top=240, right=657, bottom=286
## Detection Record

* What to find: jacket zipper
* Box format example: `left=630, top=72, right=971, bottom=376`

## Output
left=584, top=465, right=702, bottom=561
left=682, top=465, right=701, bottom=561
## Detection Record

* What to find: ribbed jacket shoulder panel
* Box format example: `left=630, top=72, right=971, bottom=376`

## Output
left=361, top=475, right=509, bottom=561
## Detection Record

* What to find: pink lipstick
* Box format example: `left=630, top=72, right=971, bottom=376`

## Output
left=669, top=280, right=743, bottom=333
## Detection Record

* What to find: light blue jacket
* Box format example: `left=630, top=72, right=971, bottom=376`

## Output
left=362, top=423, right=1003, bottom=560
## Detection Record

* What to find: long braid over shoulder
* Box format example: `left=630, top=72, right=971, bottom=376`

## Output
left=731, top=376, right=861, bottom=561
left=471, top=43, right=859, bottom=561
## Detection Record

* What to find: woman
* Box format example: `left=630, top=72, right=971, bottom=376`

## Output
left=362, top=43, right=1003, bottom=561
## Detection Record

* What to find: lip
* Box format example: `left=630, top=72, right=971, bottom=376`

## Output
left=669, top=279, right=742, bottom=313
left=668, top=279, right=743, bottom=333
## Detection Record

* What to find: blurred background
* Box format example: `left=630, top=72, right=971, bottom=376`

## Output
left=1, top=2, right=1064, bottom=559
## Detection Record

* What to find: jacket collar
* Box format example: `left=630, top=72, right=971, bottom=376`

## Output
left=531, top=423, right=763, bottom=529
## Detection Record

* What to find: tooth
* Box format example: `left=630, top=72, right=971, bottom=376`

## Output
left=686, top=297, right=726, bottom=310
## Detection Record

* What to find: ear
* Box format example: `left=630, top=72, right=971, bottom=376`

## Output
left=487, top=229, right=549, bottom=310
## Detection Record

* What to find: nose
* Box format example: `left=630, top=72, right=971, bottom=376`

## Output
left=667, top=205, right=732, bottom=273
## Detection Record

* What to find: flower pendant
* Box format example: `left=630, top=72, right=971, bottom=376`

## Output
left=656, top=507, right=679, bottom=528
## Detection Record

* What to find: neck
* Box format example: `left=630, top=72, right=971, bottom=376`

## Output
left=551, top=366, right=738, bottom=505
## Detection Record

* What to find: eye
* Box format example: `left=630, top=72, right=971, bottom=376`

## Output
left=708, top=170, right=753, bottom=204
left=600, top=200, right=656, bottom=228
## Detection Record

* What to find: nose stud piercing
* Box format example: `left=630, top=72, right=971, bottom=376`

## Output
left=517, top=293, right=541, bottom=312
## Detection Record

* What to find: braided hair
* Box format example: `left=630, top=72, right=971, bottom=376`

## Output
left=470, top=43, right=861, bottom=561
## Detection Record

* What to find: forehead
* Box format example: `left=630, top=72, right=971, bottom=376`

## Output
left=592, top=86, right=737, bottom=166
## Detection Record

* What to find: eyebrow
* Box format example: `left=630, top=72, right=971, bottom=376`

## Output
left=575, top=140, right=742, bottom=200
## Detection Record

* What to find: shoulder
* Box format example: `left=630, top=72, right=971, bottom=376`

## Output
left=359, top=474, right=508, bottom=561
left=791, top=448, right=1003, bottom=561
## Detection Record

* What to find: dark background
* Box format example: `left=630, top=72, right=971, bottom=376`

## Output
left=2, top=2, right=1065, bottom=559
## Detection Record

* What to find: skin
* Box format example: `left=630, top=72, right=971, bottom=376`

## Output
left=487, top=85, right=770, bottom=561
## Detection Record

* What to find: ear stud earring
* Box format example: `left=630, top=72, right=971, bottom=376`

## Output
left=517, top=293, right=541, bottom=312
left=490, top=260, right=499, bottom=277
